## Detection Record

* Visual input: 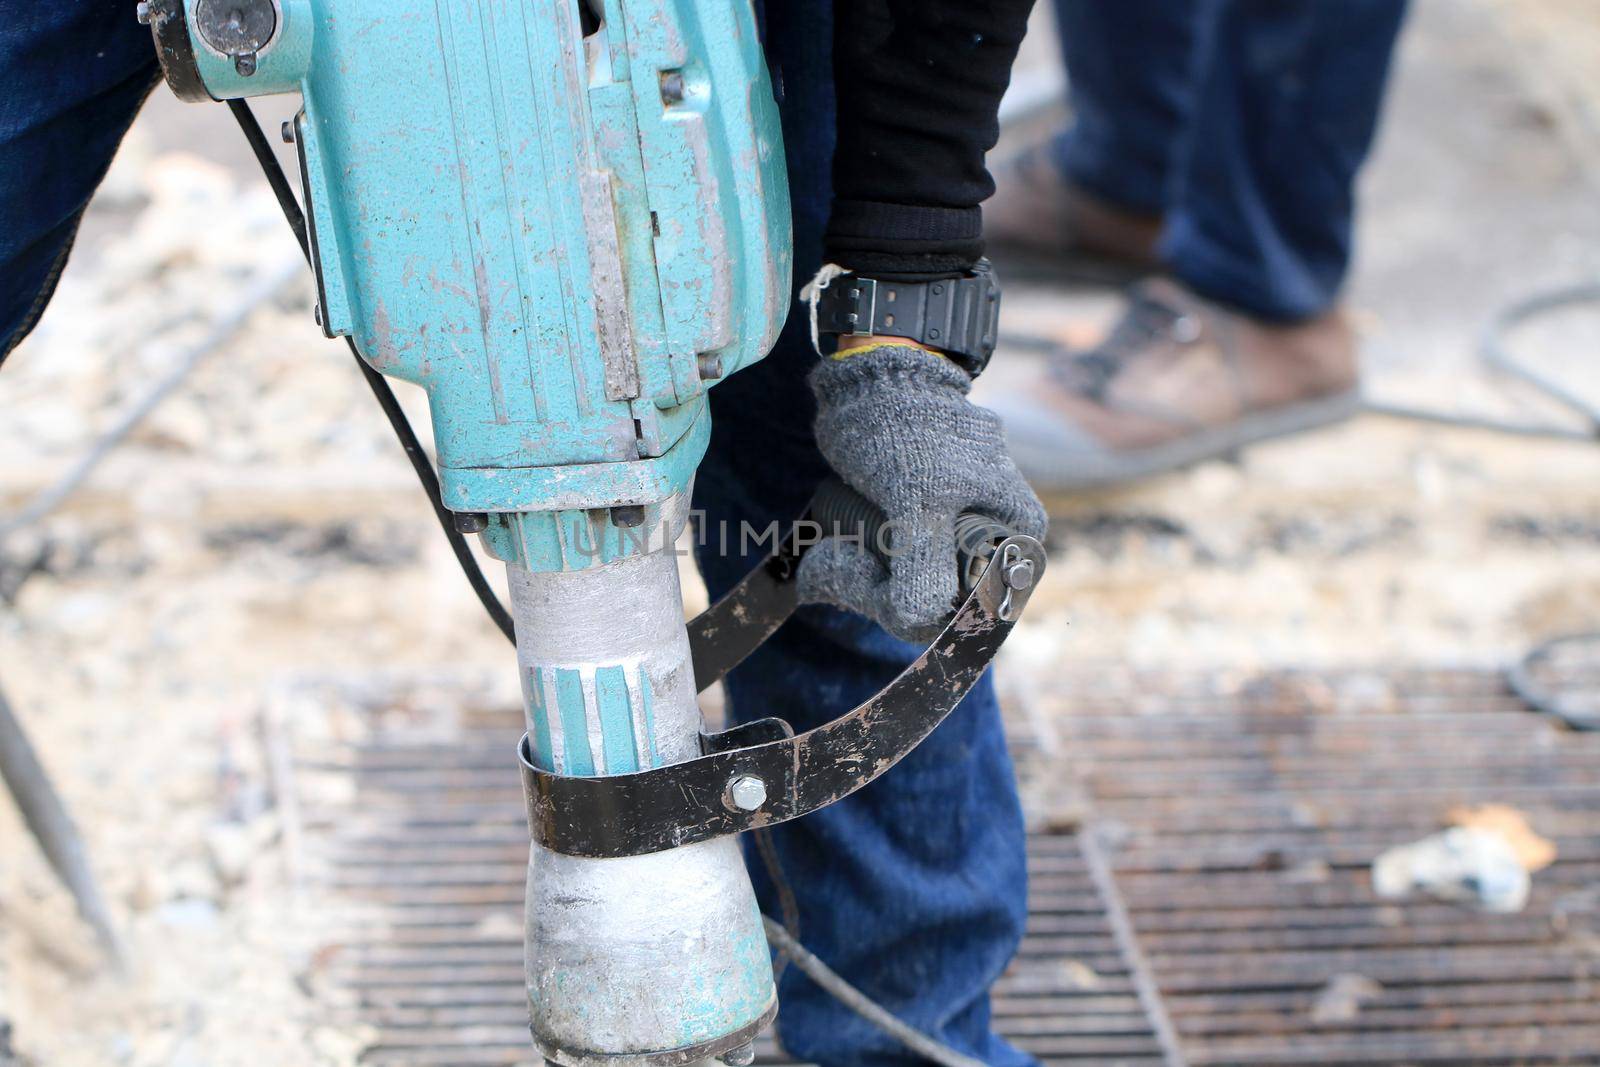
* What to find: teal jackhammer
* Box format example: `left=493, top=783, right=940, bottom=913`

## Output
left=139, top=1, right=1044, bottom=1063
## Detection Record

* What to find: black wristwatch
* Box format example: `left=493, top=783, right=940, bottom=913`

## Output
left=812, top=259, right=1002, bottom=378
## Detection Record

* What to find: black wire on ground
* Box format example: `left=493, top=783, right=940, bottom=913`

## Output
left=225, top=100, right=515, bottom=643
left=1478, top=286, right=1600, bottom=728
left=1507, top=632, right=1600, bottom=731
left=1480, top=282, right=1600, bottom=431
left=1384, top=284, right=1600, bottom=726
left=1367, top=281, right=1600, bottom=441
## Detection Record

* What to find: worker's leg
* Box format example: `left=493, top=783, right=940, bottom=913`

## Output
left=988, top=0, right=1409, bottom=494
left=693, top=4, right=1033, bottom=1067
left=0, top=5, right=159, bottom=365
left=1050, top=0, right=1204, bottom=216
left=1161, top=0, right=1409, bottom=322
left=999, top=0, right=1407, bottom=302
left=985, top=0, right=1201, bottom=268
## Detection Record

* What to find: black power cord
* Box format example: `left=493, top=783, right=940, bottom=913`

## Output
left=225, top=100, right=515, bottom=644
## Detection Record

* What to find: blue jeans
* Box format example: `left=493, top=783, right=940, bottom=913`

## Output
left=0, top=5, right=1033, bottom=1067
left=1053, top=0, right=1408, bottom=322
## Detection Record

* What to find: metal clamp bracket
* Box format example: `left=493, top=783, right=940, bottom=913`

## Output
left=518, top=530, right=1045, bottom=858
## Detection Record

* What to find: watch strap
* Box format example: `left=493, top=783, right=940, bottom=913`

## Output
left=812, top=260, right=1001, bottom=377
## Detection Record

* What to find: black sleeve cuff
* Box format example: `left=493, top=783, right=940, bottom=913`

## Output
left=823, top=199, right=984, bottom=277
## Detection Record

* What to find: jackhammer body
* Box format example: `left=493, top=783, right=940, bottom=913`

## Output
left=142, top=2, right=1044, bottom=1063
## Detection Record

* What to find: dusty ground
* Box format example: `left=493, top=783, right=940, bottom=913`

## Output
left=1, top=1, right=1598, bottom=1063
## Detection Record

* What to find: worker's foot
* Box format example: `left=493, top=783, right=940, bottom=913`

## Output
left=984, top=141, right=1164, bottom=272
left=986, top=279, right=1362, bottom=492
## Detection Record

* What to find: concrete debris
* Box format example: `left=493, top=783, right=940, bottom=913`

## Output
left=1371, top=805, right=1558, bottom=914
left=1372, top=825, right=1535, bottom=913
left=155, top=898, right=221, bottom=932
left=204, top=823, right=256, bottom=889
left=1309, top=973, right=1384, bottom=1025
left=1059, top=960, right=1103, bottom=991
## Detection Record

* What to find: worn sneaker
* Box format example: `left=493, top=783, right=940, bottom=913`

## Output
left=987, top=279, right=1363, bottom=492
left=984, top=141, right=1164, bottom=273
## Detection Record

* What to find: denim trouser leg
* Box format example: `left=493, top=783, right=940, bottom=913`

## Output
left=693, top=5, right=1033, bottom=1067
left=1051, top=0, right=1407, bottom=321
left=1050, top=0, right=1205, bottom=215
left=1161, top=0, right=1409, bottom=321
left=0, top=4, right=158, bottom=363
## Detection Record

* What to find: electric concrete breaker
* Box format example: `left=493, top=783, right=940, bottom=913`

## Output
left=142, top=1, right=1045, bottom=1063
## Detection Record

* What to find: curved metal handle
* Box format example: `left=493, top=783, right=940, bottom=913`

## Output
left=687, top=480, right=1039, bottom=692
left=520, top=529, right=1046, bottom=858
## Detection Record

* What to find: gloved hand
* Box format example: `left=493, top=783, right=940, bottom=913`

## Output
left=798, top=342, right=1048, bottom=643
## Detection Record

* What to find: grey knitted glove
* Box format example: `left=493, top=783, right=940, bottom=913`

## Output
left=799, top=344, right=1048, bottom=644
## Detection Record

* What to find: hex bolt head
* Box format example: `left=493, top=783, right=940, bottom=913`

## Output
left=234, top=52, right=258, bottom=77
left=725, top=775, right=767, bottom=813
left=720, top=1043, right=756, bottom=1067
left=453, top=512, right=489, bottom=535
left=280, top=120, right=296, bottom=144
left=135, top=1, right=152, bottom=25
